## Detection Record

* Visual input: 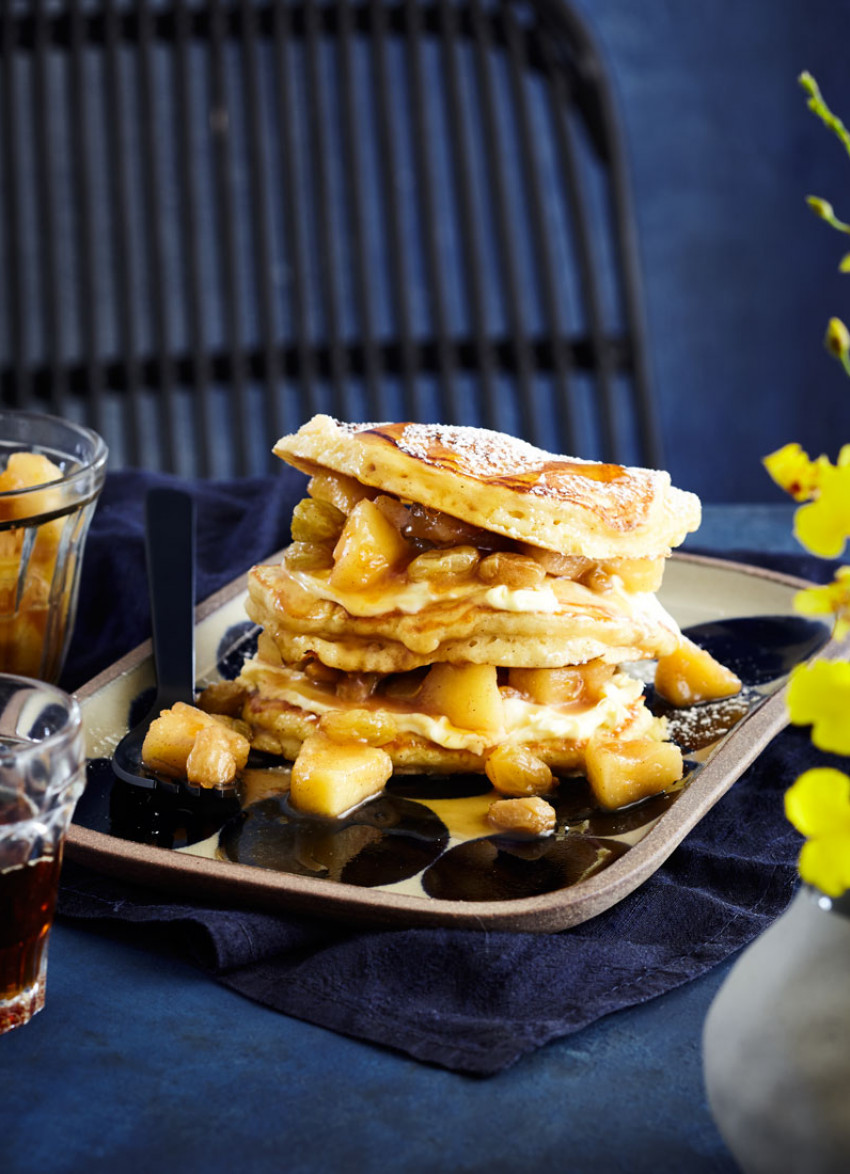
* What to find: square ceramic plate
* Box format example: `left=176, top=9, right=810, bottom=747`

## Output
left=67, top=554, right=841, bottom=932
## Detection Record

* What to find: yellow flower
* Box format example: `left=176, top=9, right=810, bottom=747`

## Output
left=782, top=73, right=850, bottom=899
left=795, top=566, right=850, bottom=638
left=764, top=443, right=850, bottom=556
left=763, top=443, right=828, bottom=501
left=787, top=660, right=850, bottom=754
left=785, top=768, right=850, bottom=897
left=793, top=464, right=850, bottom=557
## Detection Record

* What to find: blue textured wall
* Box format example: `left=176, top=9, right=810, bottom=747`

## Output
left=573, top=0, right=850, bottom=501
left=3, top=1, right=847, bottom=500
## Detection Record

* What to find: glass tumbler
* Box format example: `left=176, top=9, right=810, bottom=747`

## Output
left=0, top=674, right=85, bottom=1033
left=0, top=411, right=107, bottom=682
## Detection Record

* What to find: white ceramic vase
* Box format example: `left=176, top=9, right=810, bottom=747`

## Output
left=703, top=886, right=850, bottom=1174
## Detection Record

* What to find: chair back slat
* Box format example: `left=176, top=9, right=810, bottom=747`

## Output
left=0, top=0, right=661, bottom=476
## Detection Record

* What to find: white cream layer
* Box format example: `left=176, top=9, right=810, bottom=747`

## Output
left=281, top=563, right=681, bottom=639
left=240, top=659, right=647, bottom=757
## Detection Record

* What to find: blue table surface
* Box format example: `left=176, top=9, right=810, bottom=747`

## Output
left=0, top=505, right=807, bottom=1174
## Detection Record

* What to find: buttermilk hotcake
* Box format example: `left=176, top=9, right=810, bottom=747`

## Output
left=273, top=416, right=700, bottom=560
left=236, top=649, right=670, bottom=776
left=246, top=417, right=698, bottom=675
left=214, top=417, right=736, bottom=816
left=244, top=559, right=682, bottom=673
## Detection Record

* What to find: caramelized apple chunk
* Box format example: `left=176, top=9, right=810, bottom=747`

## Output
left=417, top=663, right=504, bottom=734
left=508, top=662, right=614, bottom=706
left=654, top=638, right=742, bottom=707
left=585, top=735, right=683, bottom=810
left=290, top=732, right=393, bottom=817
left=487, top=796, right=556, bottom=836
left=0, top=451, right=68, bottom=678
left=141, top=701, right=250, bottom=784
left=0, top=451, right=63, bottom=521
left=508, top=666, right=583, bottom=705
left=605, top=557, right=665, bottom=594
left=581, top=660, right=619, bottom=700
left=0, top=611, right=52, bottom=676
left=330, top=498, right=410, bottom=591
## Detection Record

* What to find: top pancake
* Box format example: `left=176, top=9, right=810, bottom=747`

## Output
left=274, top=416, right=701, bottom=559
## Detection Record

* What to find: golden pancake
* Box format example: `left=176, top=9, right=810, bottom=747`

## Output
left=273, top=415, right=701, bottom=560
left=237, top=653, right=665, bottom=774
left=145, top=418, right=731, bottom=814
left=210, top=418, right=726, bottom=813
left=245, top=559, right=681, bottom=672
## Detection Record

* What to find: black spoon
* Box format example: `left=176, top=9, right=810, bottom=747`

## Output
left=111, top=487, right=225, bottom=796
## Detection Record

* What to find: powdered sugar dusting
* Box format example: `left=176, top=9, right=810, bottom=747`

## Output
left=348, top=420, right=621, bottom=477
left=329, top=418, right=700, bottom=537
left=394, top=422, right=587, bottom=476
left=664, top=689, right=755, bottom=753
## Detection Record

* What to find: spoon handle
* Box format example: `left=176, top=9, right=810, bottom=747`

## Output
left=145, top=487, right=196, bottom=711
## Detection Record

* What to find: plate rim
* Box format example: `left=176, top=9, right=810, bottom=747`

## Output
left=66, top=552, right=844, bottom=933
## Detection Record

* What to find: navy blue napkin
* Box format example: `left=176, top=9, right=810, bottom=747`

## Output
left=57, top=473, right=841, bottom=1074
left=60, top=467, right=305, bottom=694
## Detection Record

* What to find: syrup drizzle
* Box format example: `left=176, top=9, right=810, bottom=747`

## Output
left=363, top=422, right=627, bottom=488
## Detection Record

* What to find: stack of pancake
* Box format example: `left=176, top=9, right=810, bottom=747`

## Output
left=234, top=416, right=736, bottom=821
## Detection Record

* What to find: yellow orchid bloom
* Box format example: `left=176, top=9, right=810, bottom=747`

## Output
left=763, top=443, right=850, bottom=557
left=785, top=768, right=850, bottom=897
left=781, top=74, right=850, bottom=899
left=793, top=468, right=850, bottom=557
left=787, top=660, right=850, bottom=755
left=795, top=566, right=850, bottom=638
left=763, top=442, right=829, bottom=501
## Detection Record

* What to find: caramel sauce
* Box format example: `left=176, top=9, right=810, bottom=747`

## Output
left=238, top=765, right=291, bottom=807
left=218, top=792, right=448, bottom=887
left=363, top=423, right=626, bottom=489
left=410, top=788, right=497, bottom=841
left=421, top=831, right=628, bottom=903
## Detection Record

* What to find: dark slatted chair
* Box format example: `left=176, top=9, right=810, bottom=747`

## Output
left=0, top=0, right=660, bottom=478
